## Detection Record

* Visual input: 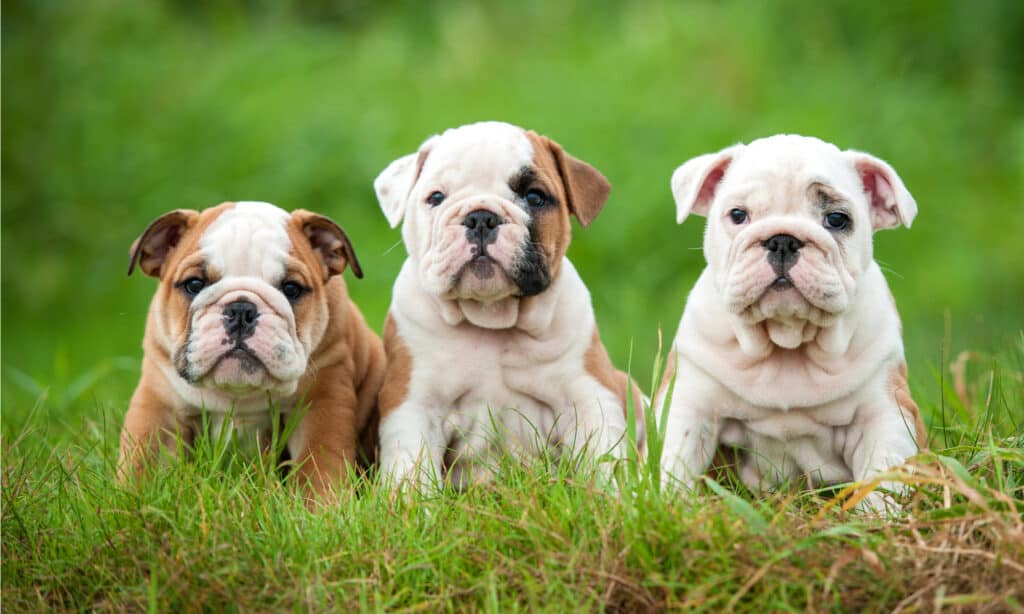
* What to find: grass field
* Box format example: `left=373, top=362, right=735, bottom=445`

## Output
left=3, top=1, right=1023, bottom=611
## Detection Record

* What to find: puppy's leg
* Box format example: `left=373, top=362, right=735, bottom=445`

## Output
left=658, top=361, right=721, bottom=490
left=659, top=402, right=720, bottom=491
left=354, top=333, right=388, bottom=467
left=378, top=402, right=447, bottom=493
left=286, top=373, right=359, bottom=506
left=118, top=378, right=192, bottom=482
left=561, top=380, right=629, bottom=469
left=846, top=398, right=920, bottom=512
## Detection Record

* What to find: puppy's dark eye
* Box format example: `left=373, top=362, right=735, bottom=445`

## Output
left=281, top=281, right=307, bottom=302
left=729, top=208, right=748, bottom=224
left=824, top=212, right=850, bottom=231
left=426, top=191, right=446, bottom=207
left=525, top=189, right=548, bottom=208
left=179, top=277, right=205, bottom=297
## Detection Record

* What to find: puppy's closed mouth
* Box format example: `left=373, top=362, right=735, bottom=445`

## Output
left=220, top=345, right=266, bottom=374
left=770, top=277, right=794, bottom=290
left=466, top=251, right=497, bottom=279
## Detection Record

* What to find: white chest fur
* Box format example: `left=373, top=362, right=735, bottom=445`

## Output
left=380, top=258, right=626, bottom=488
left=659, top=264, right=918, bottom=493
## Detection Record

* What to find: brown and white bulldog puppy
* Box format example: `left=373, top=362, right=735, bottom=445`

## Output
left=658, top=135, right=927, bottom=511
left=119, top=201, right=386, bottom=503
left=373, top=121, right=642, bottom=490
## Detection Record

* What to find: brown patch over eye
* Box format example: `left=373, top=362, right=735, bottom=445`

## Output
left=810, top=182, right=845, bottom=209
left=521, top=133, right=576, bottom=281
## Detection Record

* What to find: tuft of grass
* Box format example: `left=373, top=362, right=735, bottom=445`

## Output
left=3, top=348, right=1022, bottom=612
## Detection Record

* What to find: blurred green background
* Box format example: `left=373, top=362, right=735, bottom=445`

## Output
left=3, top=0, right=1023, bottom=435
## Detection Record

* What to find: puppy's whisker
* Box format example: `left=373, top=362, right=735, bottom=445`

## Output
left=382, top=239, right=404, bottom=256
left=876, top=261, right=904, bottom=279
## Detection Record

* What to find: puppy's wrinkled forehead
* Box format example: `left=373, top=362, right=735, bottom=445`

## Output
left=199, top=201, right=291, bottom=280
left=724, top=136, right=853, bottom=199
left=421, top=122, right=534, bottom=190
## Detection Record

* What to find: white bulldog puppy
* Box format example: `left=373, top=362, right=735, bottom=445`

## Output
left=374, top=121, right=642, bottom=490
left=658, top=135, right=926, bottom=510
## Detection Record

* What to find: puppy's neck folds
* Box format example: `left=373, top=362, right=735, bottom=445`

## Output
left=438, top=274, right=565, bottom=335
left=734, top=312, right=856, bottom=359
left=444, top=297, right=521, bottom=329
left=677, top=265, right=903, bottom=408
left=400, top=257, right=578, bottom=337
left=691, top=264, right=895, bottom=365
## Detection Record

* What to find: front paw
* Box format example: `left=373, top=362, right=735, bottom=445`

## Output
left=853, top=483, right=906, bottom=515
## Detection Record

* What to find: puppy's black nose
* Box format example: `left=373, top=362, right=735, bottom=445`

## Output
left=462, top=209, right=502, bottom=246
left=764, top=234, right=803, bottom=256
left=763, top=234, right=803, bottom=275
left=223, top=300, right=259, bottom=340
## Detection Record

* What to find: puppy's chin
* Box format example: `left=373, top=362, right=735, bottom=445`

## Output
left=742, top=288, right=822, bottom=347
left=723, top=259, right=851, bottom=350
left=450, top=256, right=518, bottom=302
left=205, top=349, right=270, bottom=391
left=184, top=350, right=298, bottom=396
left=741, top=284, right=821, bottom=321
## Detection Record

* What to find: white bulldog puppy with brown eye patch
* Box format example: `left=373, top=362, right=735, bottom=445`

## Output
left=119, top=201, right=386, bottom=506
left=373, top=121, right=643, bottom=491
left=658, top=135, right=927, bottom=511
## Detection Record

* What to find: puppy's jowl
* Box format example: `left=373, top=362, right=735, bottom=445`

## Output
left=374, top=121, right=642, bottom=490
left=658, top=135, right=926, bottom=511
left=120, top=201, right=385, bottom=504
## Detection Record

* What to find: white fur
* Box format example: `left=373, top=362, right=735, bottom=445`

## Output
left=379, top=259, right=627, bottom=491
left=374, top=122, right=628, bottom=490
left=200, top=201, right=291, bottom=280
left=659, top=135, right=921, bottom=510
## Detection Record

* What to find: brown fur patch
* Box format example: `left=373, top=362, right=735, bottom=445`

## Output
left=524, top=131, right=575, bottom=279
left=285, top=275, right=385, bottom=503
left=891, top=361, right=927, bottom=449
left=378, top=313, right=413, bottom=419
left=141, top=203, right=234, bottom=384
left=122, top=202, right=235, bottom=478
left=583, top=327, right=645, bottom=424
left=526, top=131, right=612, bottom=228
left=289, top=209, right=363, bottom=280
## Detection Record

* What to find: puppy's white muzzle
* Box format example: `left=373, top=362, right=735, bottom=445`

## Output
left=721, top=216, right=855, bottom=323
left=177, top=277, right=308, bottom=394
left=420, top=196, right=531, bottom=301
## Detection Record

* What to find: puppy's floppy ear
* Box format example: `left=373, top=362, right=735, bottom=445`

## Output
left=543, top=135, right=611, bottom=228
left=670, top=144, right=743, bottom=224
left=845, top=151, right=917, bottom=230
left=374, top=135, right=438, bottom=228
left=292, top=210, right=363, bottom=280
left=129, top=209, right=199, bottom=278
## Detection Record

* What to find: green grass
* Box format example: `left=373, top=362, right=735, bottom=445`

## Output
left=3, top=1, right=1023, bottom=611
left=3, top=343, right=1023, bottom=611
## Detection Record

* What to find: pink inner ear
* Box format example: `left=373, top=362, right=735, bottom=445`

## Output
left=698, top=167, right=726, bottom=208
left=860, top=169, right=884, bottom=210
left=860, top=165, right=900, bottom=229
